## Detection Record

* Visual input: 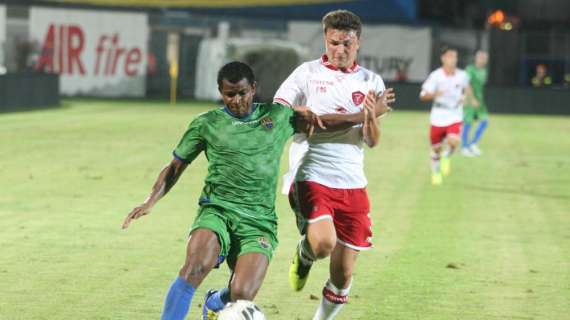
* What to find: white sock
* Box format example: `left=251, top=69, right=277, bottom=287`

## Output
left=431, top=152, right=440, bottom=173
left=313, top=279, right=351, bottom=320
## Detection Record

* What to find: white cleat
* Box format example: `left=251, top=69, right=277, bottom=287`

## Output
left=469, top=144, right=482, bottom=156
left=461, top=148, right=475, bottom=157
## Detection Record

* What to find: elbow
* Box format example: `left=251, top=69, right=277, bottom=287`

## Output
left=365, top=137, right=380, bottom=148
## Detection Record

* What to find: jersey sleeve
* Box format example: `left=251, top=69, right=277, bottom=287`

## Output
left=278, top=104, right=297, bottom=135
left=173, top=116, right=206, bottom=164
left=273, top=64, right=307, bottom=107
left=421, top=72, right=437, bottom=96
left=372, top=74, right=386, bottom=96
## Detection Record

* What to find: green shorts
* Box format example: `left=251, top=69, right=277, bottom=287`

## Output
left=464, top=105, right=489, bottom=124
left=190, top=205, right=278, bottom=270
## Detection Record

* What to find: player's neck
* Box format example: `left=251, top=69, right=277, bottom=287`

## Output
left=442, top=66, right=456, bottom=75
left=224, top=104, right=255, bottom=120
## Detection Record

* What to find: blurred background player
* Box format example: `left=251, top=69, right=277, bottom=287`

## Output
left=420, top=46, right=478, bottom=185
left=274, top=10, right=394, bottom=320
left=462, top=50, right=489, bottom=156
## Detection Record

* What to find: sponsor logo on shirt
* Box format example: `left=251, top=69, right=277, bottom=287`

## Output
left=352, top=91, right=365, bottom=106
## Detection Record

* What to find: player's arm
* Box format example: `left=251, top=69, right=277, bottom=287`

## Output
left=419, top=74, right=442, bottom=102
left=362, top=90, right=381, bottom=147
left=122, top=158, right=188, bottom=229
left=465, top=84, right=479, bottom=107
left=292, top=88, right=395, bottom=133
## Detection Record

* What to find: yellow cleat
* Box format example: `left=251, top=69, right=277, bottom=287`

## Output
left=204, top=309, right=218, bottom=320
left=441, top=156, right=451, bottom=176
left=289, top=246, right=312, bottom=292
left=431, top=171, right=443, bottom=185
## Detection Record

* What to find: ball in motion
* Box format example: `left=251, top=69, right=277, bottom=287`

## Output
left=218, top=300, right=266, bottom=320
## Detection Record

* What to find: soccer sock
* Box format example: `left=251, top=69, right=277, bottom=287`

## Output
left=205, top=287, right=231, bottom=312
left=431, top=151, right=440, bottom=173
left=299, top=235, right=317, bottom=265
left=161, top=276, right=196, bottom=320
left=471, top=119, right=488, bottom=145
left=313, top=279, right=351, bottom=320
left=462, top=122, right=472, bottom=148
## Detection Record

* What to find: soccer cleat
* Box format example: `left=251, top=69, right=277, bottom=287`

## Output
left=289, top=245, right=313, bottom=292
left=202, top=290, right=219, bottom=320
left=441, top=156, right=451, bottom=176
left=461, top=148, right=475, bottom=157
left=469, top=144, right=482, bottom=156
left=431, top=171, right=443, bottom=185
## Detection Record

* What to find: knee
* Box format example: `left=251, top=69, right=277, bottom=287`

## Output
left=179, top=261, right=212, bottom=284
left=311, top=236, right=337, bottom=259
left=448, top=138, right=460, bottom=148
left=230, top=281, right=257, bottom=301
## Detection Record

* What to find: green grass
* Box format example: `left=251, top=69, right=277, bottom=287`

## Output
left=0, top=99, right=568, bottom=320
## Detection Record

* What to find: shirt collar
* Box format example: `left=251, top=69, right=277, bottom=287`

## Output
left=223, top=104, right=256, bottom=121
left=321, top=54, right=359, bottom=73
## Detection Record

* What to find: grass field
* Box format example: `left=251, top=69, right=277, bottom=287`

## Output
left=1, top=99, right=569, bottom=320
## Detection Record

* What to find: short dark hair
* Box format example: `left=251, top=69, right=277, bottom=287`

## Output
left=440, top=45, right=457, bottom=56
left=217, top=61, right=255, bottom=89
left=322, top=10, right=362, bottom=38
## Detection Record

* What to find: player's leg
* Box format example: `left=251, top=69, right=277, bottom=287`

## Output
left=461, top=108, right=475, bottom=156
left=162, top=206, right=230, bottom=320
left=161, top=228, right=222, bottom=320
left=203, top=252, right=270, bottom=319
left=314, top=188, right=371, bottom=320
left=203, top=213, right=277, bottom=317
left=229, top=253, right=270, bottom=300
left=470, top=108, right=489, bottom=155
left=314, top=245, right=358, bottom=320
left=289, top=181, right=337, bottom=291
left=430, top=125, right=445, bottom=185
left=441, top=122, right=462, bottom=176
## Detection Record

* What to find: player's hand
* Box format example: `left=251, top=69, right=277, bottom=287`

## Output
left=294, top=106, right=325, bottom=136
left=122, top=203, right=152, bottom=229
left=372, top=88, right=395, bottom=117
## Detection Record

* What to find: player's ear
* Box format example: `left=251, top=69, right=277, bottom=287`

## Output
left=250, top=81, right=257, bottom=94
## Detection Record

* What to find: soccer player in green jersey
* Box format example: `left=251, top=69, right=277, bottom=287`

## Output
left=121, top=61, right=389, bottom=320
left=462, top=50, right=489, bottom=156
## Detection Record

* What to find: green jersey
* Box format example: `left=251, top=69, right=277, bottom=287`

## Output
left=466, top=64, right=487, bottom=104
left=173, top=103, right=296, bottom=220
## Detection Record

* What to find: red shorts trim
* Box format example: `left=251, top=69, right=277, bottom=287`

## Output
left=430, top=122, right=462, bottom=146
left=289, top=181, right=373, bottom=250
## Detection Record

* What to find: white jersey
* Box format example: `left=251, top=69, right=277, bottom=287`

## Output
left=274, top=55, right=385, bottom=190
left=421, top=68, right=469, bottom=127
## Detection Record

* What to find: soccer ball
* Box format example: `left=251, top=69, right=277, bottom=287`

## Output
left=217, top=300, right=266, bottom=320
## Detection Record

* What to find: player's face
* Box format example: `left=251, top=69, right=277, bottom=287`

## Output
left=475, top=51, right=488, bottom=68
left=441, top=50, right=458, bottom=69
left=324, top=29, right=360, bottom=69
left=219, top=78, right=256, bottom=118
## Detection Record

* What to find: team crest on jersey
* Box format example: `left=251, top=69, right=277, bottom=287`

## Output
left=260, top=117, right=273, bottom=130
left=258, top=237, right=271, bottom=249
left=352, top=91, right=365, bottom=105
